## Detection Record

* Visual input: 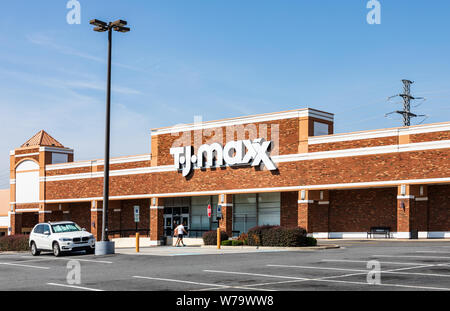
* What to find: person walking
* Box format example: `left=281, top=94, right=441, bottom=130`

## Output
left=174, top=222, right=188, bottom=247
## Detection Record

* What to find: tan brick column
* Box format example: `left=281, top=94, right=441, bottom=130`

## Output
left=298, top=190, right=313, bottom=232
left=150, top=198, right=164, bottom=245
left=90, top=200, right=102, bottom=241
left=10, top=212, right=22, bottom=235
left=397, top=185, right=429, bottom=239
left=397, top=185, right=413, bottom=238
left=298, top=190, right=329, bottom=238
left=218, top=194, right=233, bottom=236
left=38, top=203, right=52, bottom=223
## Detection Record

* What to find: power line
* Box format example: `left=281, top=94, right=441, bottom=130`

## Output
left=385, top=79, right=428, bottom=126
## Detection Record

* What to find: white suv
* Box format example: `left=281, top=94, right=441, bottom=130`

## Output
left=29, top=221, right=96, bottom=257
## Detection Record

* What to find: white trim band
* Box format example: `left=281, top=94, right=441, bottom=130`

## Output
left=150, top=206, right=164, bottom=210
left=415, top=197, right=429, bottom=201
left=298, top=200, right=314, bottom=204
left=397, top=195, right=415, bottom=199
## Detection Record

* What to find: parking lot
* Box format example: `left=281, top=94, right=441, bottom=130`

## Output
left=1, top=240, right=450, bottom=291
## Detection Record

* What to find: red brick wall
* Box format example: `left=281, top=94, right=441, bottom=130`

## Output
left=43, top=148, right=450, bottom=201
left=309, top=136, right=398, bottom=152
left=155, top=118, right=299, bottom=166
left=410, top=131, right=450, bottom=143
left=329, top=188, right=397, bottom=232
left=428, top=185, right=450, bottom=231
left=280, top=192, right=298, bottom=228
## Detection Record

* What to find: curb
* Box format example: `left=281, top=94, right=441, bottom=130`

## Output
left=201, top=245, right=340, bottom=251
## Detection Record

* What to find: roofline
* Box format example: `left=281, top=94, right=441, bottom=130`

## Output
left=150, top=108, right=334, bottom=135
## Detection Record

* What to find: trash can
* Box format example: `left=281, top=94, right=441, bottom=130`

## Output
left=160, top=236, right=167, bottom=246
left=410, top=230, right=418, bottom=239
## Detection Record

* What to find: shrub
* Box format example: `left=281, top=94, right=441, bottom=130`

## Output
left=232, top=240, right=244, bottom=246
left=305, top=237, right=317, bottom=246
left=247, top=226, right=308, bottom=247
left=0, top=235, right=29, bottom=252
left=202, top=230, right=229, bottom=245
left=237, top=233, right=248, bottom=245
left=221, top=240, right=232, bottom=246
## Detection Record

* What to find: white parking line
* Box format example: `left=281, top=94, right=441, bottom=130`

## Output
left=416, top=251, right=450, bottom=254
left=47, top=283, right=104, bottom=291
left=373, top=255, right=450, bottom=259
left=267, top=264, right=450, bottom=278
left=20, top=256, right=113, bottom=264
left=322, top=259, right=432, bottom=266
left=0, top=262, right=50, bottom=270
left=133, top=276, right=275, bottom=291
left=203, top=269, right=450, bottom=291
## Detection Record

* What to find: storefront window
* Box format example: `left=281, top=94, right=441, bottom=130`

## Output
left=191, top=196, right=218, bottom=235
left=258, top=192, right=280, bottom=226
left=233, top=193, right=280, bottom=234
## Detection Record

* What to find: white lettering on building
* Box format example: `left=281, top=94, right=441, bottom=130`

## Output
left=170, top=138, right=277, bottom=177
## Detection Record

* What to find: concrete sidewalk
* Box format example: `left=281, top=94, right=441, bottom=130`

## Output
left=115, top=244, right=339, bottom=256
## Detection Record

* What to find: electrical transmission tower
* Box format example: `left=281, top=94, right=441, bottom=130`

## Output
left=385, top=79, right=427, bottom=126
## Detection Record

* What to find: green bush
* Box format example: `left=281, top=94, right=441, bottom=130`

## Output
left=237, top=233, right=248, bottom=245
left=0, top=235, right=29, bottom=252
left=305, top=237, right=317, bottom=246
left=202, top=230, right=229, bottom=245
left=247, top=226, right=308, bottom=247
left=221, top=240, right=232, bottom=246
left=232, top=240, right=244, bottom=246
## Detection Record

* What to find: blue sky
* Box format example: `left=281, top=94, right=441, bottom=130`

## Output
left=1, top=0, right=450, bottom=187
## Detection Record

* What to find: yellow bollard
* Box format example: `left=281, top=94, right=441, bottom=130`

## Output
left=136, top=232, right=140, bottom=253
left=217, top=228, right=221, bottom=249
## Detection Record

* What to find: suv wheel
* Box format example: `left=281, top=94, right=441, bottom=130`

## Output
left=53, top=242, right=61, bottom=257
left=30, top=242, right=40, bottom=256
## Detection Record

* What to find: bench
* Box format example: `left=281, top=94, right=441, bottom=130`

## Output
left=367, top=227, right=391, bottom=239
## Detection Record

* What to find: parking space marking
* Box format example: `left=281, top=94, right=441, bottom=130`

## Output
left=20, top=256, right=113, bottom=264
left=133, top=275, right=231, bottom=289
left=322, top=259, right=432, bottom=266
left=268, top=264, right=450, bottom=278
left=133, top=276, right=275, bottom=291
left=373, top=255, right=450, bottom=259
left=416, top=251, right=450, bottom=254
left=47, top=283, right=104, bottom=291
left=204, top=269, right=450, bottom=291
left=0, top=262, right=50, bottom=270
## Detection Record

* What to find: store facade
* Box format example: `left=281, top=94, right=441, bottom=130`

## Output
left=7, top=108, right=450, bottom=243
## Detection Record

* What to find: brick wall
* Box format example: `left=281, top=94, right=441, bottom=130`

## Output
left=428, top=185, right=450, bottom=231
left=329, top=188, right=397, bottom=232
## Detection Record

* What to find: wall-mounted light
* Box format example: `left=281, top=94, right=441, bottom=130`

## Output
left=400, top=185, right=406, bottom=196
left=152, top=198, right=156, bottom=205
left=220, top=194, right=225, bottom=203
left=301, top=190, right=306, bottom=200
left=419, top=186, right=424, bottom=196
left=320, top=191, right=324, bottom=201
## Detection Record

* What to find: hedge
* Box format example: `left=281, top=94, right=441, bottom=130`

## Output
left=247, top=226, right=309, bottom=247
left=221, top=240, right=232, bottom=246
left=202, top=230, right=229, bottom=245
left=0, top=235, right=29, bottom=252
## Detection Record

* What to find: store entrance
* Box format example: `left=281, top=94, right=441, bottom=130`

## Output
left=163, top=198, right=190, bottom=237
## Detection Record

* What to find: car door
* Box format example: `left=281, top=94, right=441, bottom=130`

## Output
left=32, top=224, right=44, bottom=249
left=41, top=224, right=52, bottom=250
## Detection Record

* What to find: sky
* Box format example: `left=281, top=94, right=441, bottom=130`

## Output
left=1, top=0, right=450, bottom=188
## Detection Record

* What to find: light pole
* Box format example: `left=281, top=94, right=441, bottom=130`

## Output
left=90, top=19, right=131, bottom=255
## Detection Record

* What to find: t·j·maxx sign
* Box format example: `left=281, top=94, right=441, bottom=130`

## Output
left=170, top=138, right=277, bottom=177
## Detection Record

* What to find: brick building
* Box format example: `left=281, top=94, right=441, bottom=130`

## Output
left=8, top=108, right=450, bottom=243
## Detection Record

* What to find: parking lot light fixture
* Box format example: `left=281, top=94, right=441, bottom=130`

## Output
left=90, top=18, right=131, bottom=255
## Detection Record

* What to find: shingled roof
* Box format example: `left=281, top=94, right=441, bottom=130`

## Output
left=21, top=130, right=64, bottom=148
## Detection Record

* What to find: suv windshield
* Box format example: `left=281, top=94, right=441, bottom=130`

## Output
left=51, top=223, right=82, bottom=233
